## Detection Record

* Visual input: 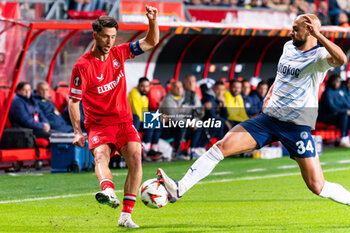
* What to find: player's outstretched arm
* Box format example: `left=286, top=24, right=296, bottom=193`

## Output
left=139, top=5, right=159, bottom=51
left=68, top=99, right=85, bottom=147
left=303, top=15, right=347, bottom=67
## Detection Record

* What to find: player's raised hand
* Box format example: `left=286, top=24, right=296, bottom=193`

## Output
left=303, top=15, right=320, bottom=38
left=73, top=133, right=86, bottom=148
left=145, top=5, right=158, bottom=21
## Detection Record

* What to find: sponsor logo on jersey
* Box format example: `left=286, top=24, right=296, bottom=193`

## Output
left=97, top=71, right=124, bottom=94
left=96, top=74, right=104, bottom=81
left=277, top=63, right=301, bottom=77
left=74, top=77, right=81, bottom=87
left=113, top=59, right=120, bottom=69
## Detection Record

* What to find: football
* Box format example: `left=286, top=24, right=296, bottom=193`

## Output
left=139, top=178, right=168, bottom=209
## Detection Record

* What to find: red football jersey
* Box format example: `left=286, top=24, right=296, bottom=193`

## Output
left=69, top=43, right=135, bottom=128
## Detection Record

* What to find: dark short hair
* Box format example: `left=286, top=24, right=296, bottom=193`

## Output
left=214, top=81, right=225, bottom=86
left=257, top=80, right=268, bottom=87
left=229, top=79, right=241, bottom=86
left=92, top=16, right=118, bottom=32
left=327, top=73, right=341, bottom=87
left=138, top=77, right=149, bottom=85
left=15, top=81, right=30, bottom=92
left=241, top=79, right=249, bottom=83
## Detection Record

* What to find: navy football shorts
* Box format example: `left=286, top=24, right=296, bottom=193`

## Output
left=240, top=113, right=317, bottom=159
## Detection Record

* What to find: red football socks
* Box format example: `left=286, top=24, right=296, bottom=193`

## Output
left=100, top=179, right=115, bottom=191
left=122, top=194, right=137, bottom=214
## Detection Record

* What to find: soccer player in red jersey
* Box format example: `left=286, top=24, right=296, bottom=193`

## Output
left=68, top=6, right=159, bottom=228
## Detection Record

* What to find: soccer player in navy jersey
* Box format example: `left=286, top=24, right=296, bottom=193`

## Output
left=68, top=6, right=159, bottom=228
left=158, top=14, right=350, bottom=207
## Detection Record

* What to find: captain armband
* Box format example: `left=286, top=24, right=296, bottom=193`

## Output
left=129, top=40, right=144, bottom=56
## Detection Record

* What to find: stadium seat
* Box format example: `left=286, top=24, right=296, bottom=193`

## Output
left=55, top=81, right=69, bottom=114
left=313, top=122, right=341, bottom=142
left=148, top=79, right=166, bottom=111
left=194, top=85, right=202, bottom=99
left=68, top=10, right=106, bottom=20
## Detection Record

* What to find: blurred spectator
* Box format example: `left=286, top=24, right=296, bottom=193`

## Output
left=192, top=81, right=229, bottom=156
left=202, top=0, right=212, bottom=5
left=230, top=0, right=239, bottom=6
left=317, top=0, right=332, bottom=25
left=241, top=79, right=253, bottom=117
left=190, top=81, right=228, bottom=158
left=245, top=81, right=268, bottom=117
left=308, top=2, right=317, bottom=14
left=63, top=101, right=85, bottom=130
left=266, top=0, right=289, bottom=11
left=33, top=81, right=73, bottom=133
left=212, top=0, right=222, bottom=6
left=184, top=74, right=202, bottom=100
left=9, top=82, right=50, bottom=139
left=188, top=0, right=202, bottom=5
left=224, top=80, right=249, bottom=126
left=339, top=11, right=350, bottom=27
left=246, top=0, right=260, bottom=8
left=159, top=80, right=203, bottom=159
left=328, top=0, right=350, bottom=25
left=128, top=77, right=162, bottom=159
left=219, top=0, right=232, bottom=6
left=129, top=77, right=149, bottom=130
left=289, top=0, right=309, bottom=15
left=318, top=74, right=350, bottom=148
left=341, top=78, right=350, bottom=108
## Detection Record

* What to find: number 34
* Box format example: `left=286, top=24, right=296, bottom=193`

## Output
left=296, top=140, right=314, bottom=155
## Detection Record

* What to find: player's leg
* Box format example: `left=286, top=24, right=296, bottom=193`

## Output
left=295, top=156, right=350, bottom=205
left=158, top=124, right=258, bottom=202
left=118, top=141, right=142, bottom=228
left=92, top=144, right=120, bottom=208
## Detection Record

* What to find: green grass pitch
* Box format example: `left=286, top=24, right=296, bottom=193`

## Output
left=0, top=148, right=350, bottom=232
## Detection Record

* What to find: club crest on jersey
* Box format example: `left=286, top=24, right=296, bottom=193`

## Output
left=91, top=136, right=100, bottom=144
left=113, top=59, right=120, bottom=69
left=300, top=131, right=308, bottom=140
left=74, top=77, right=81, bottom=87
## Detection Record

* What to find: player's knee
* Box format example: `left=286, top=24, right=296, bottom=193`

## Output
left=216, top=139, right=234, bottom=157
left=307, top=181, right=323, bottom=195
left=94, top=151, right=109, bottom=165
left=215, top=141, right=226, bottom=155
left=126, top=152, right=142, bottom=169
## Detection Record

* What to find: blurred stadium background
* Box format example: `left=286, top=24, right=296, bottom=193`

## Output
left=0, top=0, right=349, bottom=232
left=0, top=0, right=349, bottom=170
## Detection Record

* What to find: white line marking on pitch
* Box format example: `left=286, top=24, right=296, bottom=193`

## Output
left=277, top=165, right=297, bottom=169
left=320, top=162, right=326, bottom=166
left=199, top=167, right=349, bottom=185
left=8, top=173, right=43, bottom=176
left=0, top=189, right=123, bottom=204
left=211, top=171, right=232, bottom=176
left=1, top=167, right=348, bottom=204
left=112, top=173, right=127, bottom=176
left=337, top=160, right=350, bottom=164
left=247, top=168, right=266, bottom=172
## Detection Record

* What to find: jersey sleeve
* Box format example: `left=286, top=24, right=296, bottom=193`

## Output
left=114, top=43, right=135, bottom=63
left=68, top=65, right=85, bottom=101
left=315, top=48, right=332, bottom=73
